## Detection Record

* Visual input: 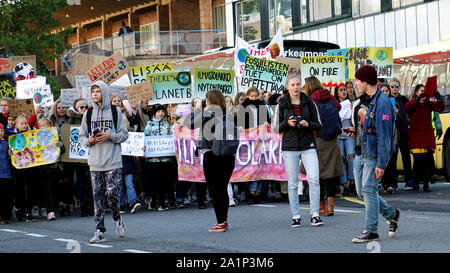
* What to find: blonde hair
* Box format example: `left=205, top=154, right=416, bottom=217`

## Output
left=15, top=115, right=31, bottom=131
left=37, top=117, right=53, bottom=128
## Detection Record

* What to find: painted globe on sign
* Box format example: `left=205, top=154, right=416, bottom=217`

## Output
left=118, top=61, right=127, bottom=70
left=36, top=129, right=54, bottom=146
left=177, top=72, right=191, bottom=86
left=10, top=134, right=26, bottom=151
left=33, top=92, right=43, bottom=104
left=377, top=50, right=387, bottom=61
left=238, top=48, right=250, bottom=63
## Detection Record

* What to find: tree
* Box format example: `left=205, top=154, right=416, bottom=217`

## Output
left=0, top=0, right=73, bottom=98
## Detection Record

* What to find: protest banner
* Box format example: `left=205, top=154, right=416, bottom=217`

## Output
left=300, top=55, right=346, bottom=87
left=234, top=29, right=284, bottom=77
left=146, top=71, right=193, bottom=105
left=72, top=53, right=108, bottom=76
left=239, top=56, right=289, bottom=93
left=60, top=88, right=81, bottom=107
left=194, top=68, right=234, bottom=98
left=130, top=62, right=173, bottom=84
left=174, top=124, right=307, bottom=182
left=327, top=48, right=349, bottom=79
left=8, top=99, right=35, bottom=117
left=121, top=132, right=145, bottom=157
left=144, top=135, right=175, bottom=157
left=348, top=47, right=393, bottom=79
left=16, top=77, right=46, bottom=99
left=0, top=72, right=17, bottom=98
left=32, top=85, right=54, bottom=108
left=86, top=52, right=131, bottom=85
left=125, top=81, right=154, bottom=103
left=9, top=127, right=60, bottom=169
left=60, top=124, right=88, bottom=163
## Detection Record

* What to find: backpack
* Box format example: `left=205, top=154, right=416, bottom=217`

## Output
left=211, top=117, right=239, bottom=156
left=316, top=100, right=342, bottom=140
left=86, top=105, right=118, bottom=136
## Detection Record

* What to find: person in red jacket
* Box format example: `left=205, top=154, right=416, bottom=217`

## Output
left=405, top=84, right=444, bottom=192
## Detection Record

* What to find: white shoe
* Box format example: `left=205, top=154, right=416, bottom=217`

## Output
left=114, top=218, right=127, bottom=238
left=229, top=199, right=237, bottom=207
left=89, top=229, right=106, bottom=244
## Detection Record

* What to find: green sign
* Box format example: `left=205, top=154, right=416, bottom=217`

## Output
left=146, top=71, right=192, bottom=105
left=194, top=68, right=235, bottom=98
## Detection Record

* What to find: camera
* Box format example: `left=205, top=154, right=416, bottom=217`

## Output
left=294, top=115, right=303, bottom=128
left=417, top=93, right=427, bottom=101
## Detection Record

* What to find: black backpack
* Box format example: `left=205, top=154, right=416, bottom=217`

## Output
left=86, top=105, right=118, bottom=136
left=316, top=100, right=342, bottom=140
left=211, top=117, right=239, bottom=156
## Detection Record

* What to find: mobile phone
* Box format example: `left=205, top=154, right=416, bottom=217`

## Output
left=92, top=128, right=101, bottom=137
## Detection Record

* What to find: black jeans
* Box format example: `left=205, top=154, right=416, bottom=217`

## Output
left=399, top=132, right=412, bottom=182
left=412, top=151, right=434, bottom=185
left=203, top=152, right=235, bottom=224
left=14, top=168, right=38, bottom=214
left=319, top=177, right=339, bottom=200
left=0, top=179, right=14, bottom=220
left=145, top=161, right=173, bottom=207
left=380, top=148, right=399, bottom=189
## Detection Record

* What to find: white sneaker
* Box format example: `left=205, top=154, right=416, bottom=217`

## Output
left=114, top=218, right=127, bottom=238
left=32, top=206, right=40, bottom=218
left=229, top=199, right=236, bottom=207
left=89, top=229, right=106, bottom=244
left=40, top=208, right=48, bottom=218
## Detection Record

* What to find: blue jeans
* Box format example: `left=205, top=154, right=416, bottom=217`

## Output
left=249, top=181, right=263, bottom=193
left=353, top=156, right=396, bottom=233
left=282, top=149, right=320, bottom=218
left=120, top=174, right=137, bottom=208
left=339, top=137, right=355, bottom=184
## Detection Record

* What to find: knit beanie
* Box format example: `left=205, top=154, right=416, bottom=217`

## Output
left=355, top=65, right=378, bottom=86
left=75, top=99, right=88, bottom=109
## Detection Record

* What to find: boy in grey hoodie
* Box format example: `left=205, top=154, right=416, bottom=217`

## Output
left=80, top=81, right=129, bottom=244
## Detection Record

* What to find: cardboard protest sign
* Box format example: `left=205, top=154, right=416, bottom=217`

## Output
left=86, top=52, right=130, bottom=85
left=300, top=55, right=346, bottom=87
left=121, top=132, right=145, bottom=157
left=348, top=47, right=393, bottom=79
left=174, top=124, right=306, bottom=182
left=144, top=135, right=175, bottom=157
left=32, top=85, right=54, bottom=108
left=72, top=53, right=108, bottom=76
left=9, top=127, right=60, bottom=169
left=60, top=124, right=88, bottom=163
left=0, top=58, right=12, bottom=73
left=125, top=81, right=154, bottom=103
left=130, top=62, right=173, bottom=84
left=8, top=99, right=35, bottom=117
left=0, top=72, right=17, bottom=98
left=327, top=48, right=349, bottom=79
left=16, top=77, right=46, bottom=99
left=194, top=68, right=234, bottom=98
left=10, top=55, right=37, bottom=81
left=60, top=88, right=81, bottom=107
left=146, top=71, right=193, bottom=105
left=276, top=56, right=301, bottom=77
left=239, top=56, right=289, bottom=93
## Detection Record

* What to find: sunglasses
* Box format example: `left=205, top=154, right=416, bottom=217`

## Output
left=78, top=106, right=88, bottom=109
left=391, top=85, right=400, bottom=88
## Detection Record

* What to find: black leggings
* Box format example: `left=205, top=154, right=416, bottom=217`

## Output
left=203, top=152, right=235, bottom=224
left=0, top=179, right=14, bottom=220
left=319, top=177, right=339, bottom=200
left=412, top=151, right=434, bottom=184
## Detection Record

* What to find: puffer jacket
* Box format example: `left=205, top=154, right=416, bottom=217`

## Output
left=67, top=106, right=83, bottom=125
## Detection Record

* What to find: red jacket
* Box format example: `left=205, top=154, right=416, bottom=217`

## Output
left=405, top=97, right=444, bottom=151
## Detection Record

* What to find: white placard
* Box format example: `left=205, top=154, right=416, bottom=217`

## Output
left=60, top=88, right=81, bottom=107
left=81, top=86, right=94, bottom=106
left=68, top=126, right=89, bottom=159
left=144, top=135, right=175, bottom=157
left=75, top=75, right=92, bottom=89
left=110, top=74, right=131, bottom=87
left=33, top=84, right=54, bottom=108
left=16, top=77, right=46, bottom=99
left=121, top=132, right=145, bottom=156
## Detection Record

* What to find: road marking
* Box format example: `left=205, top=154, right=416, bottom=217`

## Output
left=25, top=233, right=47, bottom=238
left=298, top=206, right=362, bottom=213
left=54, top=238, right=80, bottom=243
left=406, top=215, right=431, bottom=220
left=124, top=249, right=152, bottom=253
left=0, top=229, right=26, bottom=233
left=251, top=204, right=277, bottom=208
left=87, top=243, right=113, bottom=248
left=342, top=196, right=365, bottom=205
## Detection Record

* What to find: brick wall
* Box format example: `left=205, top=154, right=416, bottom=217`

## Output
left=86, top=23, right=102, bottom=40
left=212, top=0, right=224, bottom=6
left=171, top=0, right=200, bottom=30
left=139, top=7, right=158, bottom=27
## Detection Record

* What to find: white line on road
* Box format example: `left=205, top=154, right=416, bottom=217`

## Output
left=124, top=249, right=152, bottom=253
left=54, top=238, right=80, bottom=243
left=0, top=229, right=26, bottom=233
left=25, top=233, right=47, bottom=238
left=406, top=215, right=432, bottom=219
left=299, top=206, right=363, bottom=213
left=87, top=243, right=113, bottom=248
left=251, top=204, right=277, bottom=208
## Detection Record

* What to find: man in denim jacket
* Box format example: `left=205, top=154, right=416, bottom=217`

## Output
left=348, top=65, right=401, bottom=243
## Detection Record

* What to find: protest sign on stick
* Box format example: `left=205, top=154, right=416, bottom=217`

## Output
left=32, top=85, right=54, bottom=108
left=300, top=55, right=346, bottom=87
left=194, top=68, right=234, bottom=98
left=147, top=71, right=193, bottom=105
left=348, top=47, right=393, bottom=79
left=72, top=54, right=107, bottom=76
left=239, top=56, right=289, bottom=93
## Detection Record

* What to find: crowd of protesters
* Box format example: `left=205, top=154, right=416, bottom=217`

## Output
left=0, top=65, right=445, bottom=243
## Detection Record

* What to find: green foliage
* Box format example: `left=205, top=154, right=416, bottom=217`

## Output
left=0, top=0, right=72, bottom=97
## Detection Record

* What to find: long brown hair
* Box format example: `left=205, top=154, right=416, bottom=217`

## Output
left=206, top=89, right=226, bottom=110
left=304, top=76, right=324, bottom=96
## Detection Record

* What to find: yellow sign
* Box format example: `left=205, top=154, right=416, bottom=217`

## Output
left=130, top=62, right=173, bottom=84
left=348, top=47, right=393, bottom=79
left=9, top=127, right=60, bottom=169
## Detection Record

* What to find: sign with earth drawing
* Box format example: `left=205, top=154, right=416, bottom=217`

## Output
left=146, top=71, right=193, bottom=105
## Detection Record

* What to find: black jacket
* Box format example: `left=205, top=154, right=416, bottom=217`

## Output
left=275, top=92, right=322, bottom=151
left=237, top=98, right=271, bottom=129
left=394, top=94, right=409, bottom=134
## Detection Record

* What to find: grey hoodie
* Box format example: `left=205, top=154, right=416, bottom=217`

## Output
left=79, top=81, right=128, bottom=171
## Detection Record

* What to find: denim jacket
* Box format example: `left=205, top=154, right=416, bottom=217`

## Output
left=352, top=90, right=396, bottom=170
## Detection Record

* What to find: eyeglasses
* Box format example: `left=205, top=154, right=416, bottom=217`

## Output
left=79, top=106, right=88, bottom=110
left=391, top=85, right=400, bottom=88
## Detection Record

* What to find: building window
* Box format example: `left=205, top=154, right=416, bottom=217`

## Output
left=213, top=5, right=226, bottom=31
left=235, top=0, right=261, bottom=42
left=140, top=22, right=159, bottom=50
left=300, top=0, right=308, bottom=24
left=269, top=0, right=292, bottom=36
left=353, top=0, right=381, bottom=17
left=335, top=0, right=342, bottom=16
left=310, top=0, right=332, bottom=21
left=392, top=0, right=423, bottom=8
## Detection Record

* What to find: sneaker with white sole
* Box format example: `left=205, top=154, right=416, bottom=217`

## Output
left=310, top=215, right=324, bottom=226
left=387, top=208, right=400, bottom=238
left=131, top=202, right=142, bottom=214
left=89, top=229, right=106, bottom=243
left=291, top=218, right=301, bottom=228
left=352, top=231, right=379, bottom=243
left=114, top=218, right=127, bottom=238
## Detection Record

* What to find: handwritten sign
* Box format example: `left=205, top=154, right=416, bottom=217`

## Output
left=72, top=53, right=107, bottom=76
left=16, top=77, right=46, bottom=99
left=146, top=71, right=192, bottom=105
left=0, top=58, right=12, bottom=73
left=348, top=47, right=393, bottom=79
left=86, top=52, right=130, bottom=85
left=0, top=72, right=17, bottom=98
left=9, top=99, right=35, bottom=117
left=240, top=56, right=289, bottom=93
left=60, top=124, right=88, bottom=163
left=33, top=85, right=54, bottom=108
left=194, top=68, right=234, bottom=98
left=327, top=48, right=349, bottom=79
left=121, top=132, right=145, bottom=156
left=130, top=62, right=173, bottom=84
left=144, top=135, right=175, bottom=157
left=9, top=127, right=60, bottom=169
left=60, top=88, right=81, bottom=107
left=300, top=55, right=346, bottom=87
left=125, top=81, right=154, bottom=103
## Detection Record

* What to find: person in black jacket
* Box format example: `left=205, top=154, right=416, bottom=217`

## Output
left=274, top=75, right=323, bottom=228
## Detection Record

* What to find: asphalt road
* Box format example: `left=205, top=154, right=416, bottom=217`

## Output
left=1, top=181, right=450, bottom=254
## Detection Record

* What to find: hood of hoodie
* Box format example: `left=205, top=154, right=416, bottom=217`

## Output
left=310, top=89, right=342, bottom=111
left=92, top=81, right=111, bottom=111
